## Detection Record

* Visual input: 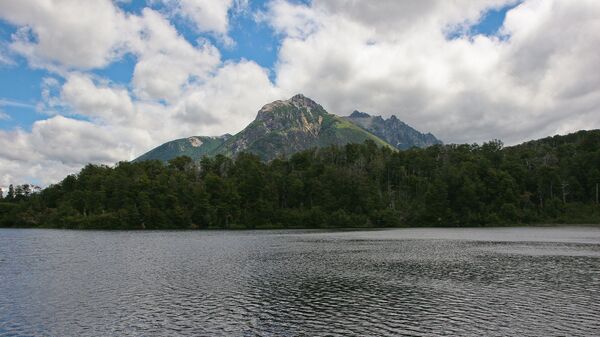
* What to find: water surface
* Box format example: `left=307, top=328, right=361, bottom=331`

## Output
left=1, top=227, right=599, bottom=336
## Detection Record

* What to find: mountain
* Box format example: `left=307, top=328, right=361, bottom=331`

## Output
left=345, top=110, right=442, bottom=150
left=134, top=94, right=440, bottom=162
left=214, top=94, right=391, bottom=160
left=134, top=135, right=230, bottom=162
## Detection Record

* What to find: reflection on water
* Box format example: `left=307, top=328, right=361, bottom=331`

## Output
left=1, top=227, right=599, bottom=336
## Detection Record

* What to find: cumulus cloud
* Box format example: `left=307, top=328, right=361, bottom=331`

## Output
left=128, top=8, right=221, bottom=101
left=0, top=0, right=131, bottom=70
left=0, top=1, right=222, bottom=80
left=60, top=74, right=135, bottom=123
left=264, top=0, right=600, bottom=145
left=258, top=0, right=322, bottom=39
left=0, top=116, right=140, bottom=186
left=1, top=0, right=600, bottom=188
left=157, top=0, right=248, bottom=45
left=0, top=59, right=278, bottom=187
left=173, top=60, right=280, bottom=132
left=175, top=0, right=233, bottom=33
left=29, top=116, right=138, bottom=165
left=0, top=0, right=278, bottom=186
left=58, top=60, right=278, bottom=137
left=314, top=0, right=515, bottom=35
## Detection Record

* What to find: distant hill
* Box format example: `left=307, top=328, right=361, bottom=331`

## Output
left=134, top=135, right=231, bottom=163
left=508, top=129, right=600, bottom=151
left=345, top=110, right=441, bottom=150
left=134, top=94, right=441, bottom=162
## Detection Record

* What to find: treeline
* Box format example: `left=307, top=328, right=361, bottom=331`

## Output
left=2, top=130, right=600, bottom=229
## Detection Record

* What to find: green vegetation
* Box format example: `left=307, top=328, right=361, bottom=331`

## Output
left=2, top=130, right=600, bottom=229
left=133, top=94, right=427, bottom=163
left=134, top=135, right=229, bottom=163
left=320, top=115, right=394, bottom=149
left=346, top=110, right=441, bottom=149
left=206, top=94, right=396, bottom=161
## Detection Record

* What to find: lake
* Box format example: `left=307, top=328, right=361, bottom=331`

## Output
left=1, top=227, right=599, bottom=336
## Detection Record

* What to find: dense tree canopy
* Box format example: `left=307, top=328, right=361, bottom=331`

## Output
left=2, top=130, right=600, bottom=229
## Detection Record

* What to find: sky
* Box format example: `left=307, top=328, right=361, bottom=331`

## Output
left=0, top=0, right=599, bottom=188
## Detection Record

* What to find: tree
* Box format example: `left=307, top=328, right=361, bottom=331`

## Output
left=168, top=156, right=193, bottom=172
left=3, top=131, right=600, bottom=229
left=6, top=185, right=15, bottom=201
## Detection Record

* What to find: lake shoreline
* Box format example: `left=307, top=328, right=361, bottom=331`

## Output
left=3, top=222, right=600, bottom=231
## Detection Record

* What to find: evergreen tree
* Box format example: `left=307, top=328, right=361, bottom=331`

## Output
left=6, top=184, right=15, bottom=201
left=2, top=130, right=600, bottom=229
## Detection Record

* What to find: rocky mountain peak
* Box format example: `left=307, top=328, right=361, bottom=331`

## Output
left=256, top=94, right=324, bottom=123
left=289, top=93, right=319, bottom=109
left=350, top=110, right=371, bottom=118
left=346, top=110, right=442, bottom=150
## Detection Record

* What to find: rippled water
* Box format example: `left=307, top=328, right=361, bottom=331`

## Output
left=1, top=227, right=600, bottom=336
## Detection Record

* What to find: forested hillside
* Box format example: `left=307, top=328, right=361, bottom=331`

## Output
left=2, top=130, right=600, bottom=229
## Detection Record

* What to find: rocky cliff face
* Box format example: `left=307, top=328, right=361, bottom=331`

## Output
left=346, top=110, right=441, bottom=150
left=218, top=94, right=337, bottom=159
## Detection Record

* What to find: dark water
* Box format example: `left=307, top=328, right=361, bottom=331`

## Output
left=1, top=227, right=600, bottom=336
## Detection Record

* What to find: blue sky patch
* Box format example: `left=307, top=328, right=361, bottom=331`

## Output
left=0, top=0, right=283, bottom=131
left=447, top=1, right=521, bottom=40
left=93, top=54, right=137, bottom=86
left=220, top=1, right=280, bottom=73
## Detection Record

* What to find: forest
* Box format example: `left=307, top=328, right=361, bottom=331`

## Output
left=1, top=130, right=600, bottom=229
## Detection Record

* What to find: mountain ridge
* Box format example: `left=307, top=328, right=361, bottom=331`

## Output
left=345, top=110, right=441, bottom=150
left=135, top=94, right=441, bottom=162
left=134, top=135, right=231, bottom=163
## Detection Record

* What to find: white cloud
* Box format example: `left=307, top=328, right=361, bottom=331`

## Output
left=0, top=57, right=279, bottom=186
left=0, top=99, right=36, bottom=109
left=258, top=0, right=322, bottom=39
left=128, top=8, right=221, bottom=101
left=2, top=0, right=600, bottom=188
left=0, top=0, right=131, bottom=70
left=172, top=60, right=280, bottom=133
left=66, top=60, right=277, bottom=142
left=157, top=0, right=248, bottom=45
left=0, top=1, right=222, bottom=83
left=29, top=116, right=136, bottom=165
left=172, top=0, right=233, bottom=33
left=0, top=0, right=251, bottom=186
left=267, top=0, right=600, bottom=144
left=0, top=116, right=147, bottom=186
left=0, top=154, right=104, bottom=189
left=60, top=73, right=135, bottom=123
left=0, top=116, right=138, bottom=165
left=0, top=44, right=13, bottom=66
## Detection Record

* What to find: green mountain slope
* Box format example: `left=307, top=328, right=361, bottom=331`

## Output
left=213, top=94, right=392, bottom=160
left=133, top=135, right=230, bottom=162
left=134, top=94, right=440, bottom=162
left=345, top=111, right=442, bottom=149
